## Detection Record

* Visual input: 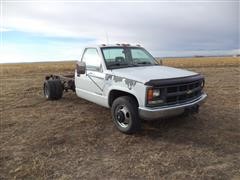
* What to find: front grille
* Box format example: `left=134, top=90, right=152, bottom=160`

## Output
left=153, top=79, right=203, bottom=107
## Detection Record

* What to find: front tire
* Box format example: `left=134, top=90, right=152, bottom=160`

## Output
left=111, top=96, right=141, bottom=134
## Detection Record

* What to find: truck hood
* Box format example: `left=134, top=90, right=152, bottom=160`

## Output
left=111, top=65, right=198, bottom=84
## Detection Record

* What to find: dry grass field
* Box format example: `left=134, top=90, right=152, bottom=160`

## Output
left=1, top=57, right=240, bottom=179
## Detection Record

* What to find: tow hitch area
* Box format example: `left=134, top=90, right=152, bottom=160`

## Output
left=185, top=105, right=199, bottom=114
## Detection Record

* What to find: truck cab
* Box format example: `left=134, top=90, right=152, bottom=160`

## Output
left=44, top=44, right=207, bottom=134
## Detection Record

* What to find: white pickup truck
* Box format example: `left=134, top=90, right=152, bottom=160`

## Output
left=43, top=44, right=207, bottom=134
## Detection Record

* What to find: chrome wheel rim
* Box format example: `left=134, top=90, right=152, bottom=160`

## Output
left=115, top=105, right=131, bottom=128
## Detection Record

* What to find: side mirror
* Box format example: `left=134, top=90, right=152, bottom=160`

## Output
left=76, top=61, right=86, bottom=75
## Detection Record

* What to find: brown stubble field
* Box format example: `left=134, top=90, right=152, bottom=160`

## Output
left=0, top=57, right=240, bottom=179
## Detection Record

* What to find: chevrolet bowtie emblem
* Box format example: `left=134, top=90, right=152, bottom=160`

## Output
left=187, top=90, right=192, bottom=94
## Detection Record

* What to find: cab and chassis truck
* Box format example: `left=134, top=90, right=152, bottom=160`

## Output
left=43, top=44, right=207, bottom=134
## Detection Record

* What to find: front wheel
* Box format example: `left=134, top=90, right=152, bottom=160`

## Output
left=111, top=96, right=141, bottom=134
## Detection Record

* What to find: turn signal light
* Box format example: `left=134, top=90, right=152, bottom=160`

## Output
left=147, top=89, right=153, bottom=101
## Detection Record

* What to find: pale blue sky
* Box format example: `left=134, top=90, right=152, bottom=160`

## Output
left=0, top=0, right=239, bottom=63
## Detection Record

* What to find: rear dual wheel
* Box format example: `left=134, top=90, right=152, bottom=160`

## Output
left=43, top=79, right=63, bottom=100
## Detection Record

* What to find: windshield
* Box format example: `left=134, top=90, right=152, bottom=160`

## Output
left=101, top=47, right=159, bottom=69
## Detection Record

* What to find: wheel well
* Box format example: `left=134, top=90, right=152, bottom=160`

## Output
left=108, top=90, right=139, bottom=107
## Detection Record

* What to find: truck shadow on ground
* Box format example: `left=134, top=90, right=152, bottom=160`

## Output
left=141, top=115, right=198, bottom=138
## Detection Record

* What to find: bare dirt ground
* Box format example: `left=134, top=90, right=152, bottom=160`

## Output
left=1, top=57, right=240, bottom=179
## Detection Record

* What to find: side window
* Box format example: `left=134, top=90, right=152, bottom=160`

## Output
left=82, top=48, right=101, bottom=71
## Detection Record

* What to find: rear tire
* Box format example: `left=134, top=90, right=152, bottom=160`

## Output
left=43, top=79, right=63, bottom=100
left=111, top=96, right=141, bottom=134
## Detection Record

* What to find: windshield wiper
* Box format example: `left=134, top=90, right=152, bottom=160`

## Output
left=108, top=63, right=128, bottom=67
left=134, top=61, right=156, bottom=66
left=136, top=61, right=151, bottom=64
left=107, top=63, right=137, bottom=69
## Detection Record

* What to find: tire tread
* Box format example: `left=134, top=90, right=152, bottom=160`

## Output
left=44, top=79, right=63, bottom=100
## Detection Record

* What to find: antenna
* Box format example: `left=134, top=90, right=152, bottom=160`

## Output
left=105, top=31, right=109, bottom=44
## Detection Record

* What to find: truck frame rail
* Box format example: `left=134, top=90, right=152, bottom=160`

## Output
left=45, top=74, right=75, bottom=92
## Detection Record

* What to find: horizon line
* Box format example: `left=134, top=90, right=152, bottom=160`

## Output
left=1, top=54, right=239, bottom=64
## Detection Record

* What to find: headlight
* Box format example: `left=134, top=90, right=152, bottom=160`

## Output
left=153, top=89, right=160, bottom=97
left=147, top=88, right=164, bottom=105
left=147, top=88, right=160, bottom=100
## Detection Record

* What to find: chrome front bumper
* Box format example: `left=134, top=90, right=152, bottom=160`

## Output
left=138, top=93, right=207, bottom=120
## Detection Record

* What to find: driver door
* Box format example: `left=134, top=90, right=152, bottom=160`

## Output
left=75, top=48, right=106, bottom=106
